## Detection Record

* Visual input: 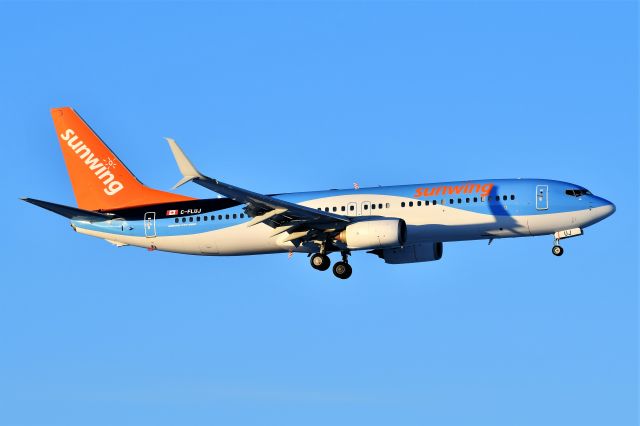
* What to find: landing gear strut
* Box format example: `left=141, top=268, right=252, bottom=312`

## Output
left=332, top=251, right=352, bottom=280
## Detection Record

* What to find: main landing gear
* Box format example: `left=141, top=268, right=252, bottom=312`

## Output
left=310, top=249, right=352, bottom=279
left=332, top=259, right=352, bottom=280
left=310, top=253, right=331, bottom=271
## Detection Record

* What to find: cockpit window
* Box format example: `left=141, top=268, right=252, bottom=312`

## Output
left=565, top=189, right=591, bottom=197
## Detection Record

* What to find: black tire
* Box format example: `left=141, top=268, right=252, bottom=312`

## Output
left=332, top=261, right=352, bottom=279
left=552, top=245, right=564, bottom=256
left=310, top=253, right=330, bottom=271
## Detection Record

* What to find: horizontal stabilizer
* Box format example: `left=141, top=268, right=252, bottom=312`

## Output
left=21, top=197, right=117, bottom=222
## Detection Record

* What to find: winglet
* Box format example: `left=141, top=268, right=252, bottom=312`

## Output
left=165, top=138, right=205, bottom=189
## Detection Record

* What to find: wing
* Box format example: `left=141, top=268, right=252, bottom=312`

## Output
left=165, top=138, right=352, bottom=245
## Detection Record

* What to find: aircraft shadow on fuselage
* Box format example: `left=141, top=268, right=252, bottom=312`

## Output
left=406, top=184, right=523, bottom=242
left=487, top=184, right=519, bottom=225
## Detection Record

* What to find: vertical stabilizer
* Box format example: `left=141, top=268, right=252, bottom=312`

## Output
left=51, top=107, right=193, bottom=210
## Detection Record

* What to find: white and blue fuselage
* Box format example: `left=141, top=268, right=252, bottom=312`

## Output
left=71, top=178, right=615, bottom=257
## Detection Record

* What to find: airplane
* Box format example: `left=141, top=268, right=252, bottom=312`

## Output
left=23, top=107, right=616, bottom=279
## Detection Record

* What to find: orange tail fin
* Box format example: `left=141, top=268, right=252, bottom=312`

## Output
left=52, top=107, right=194, bottom=211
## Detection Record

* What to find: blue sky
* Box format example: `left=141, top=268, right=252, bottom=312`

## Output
left=0, top=2, right=637, bottom=425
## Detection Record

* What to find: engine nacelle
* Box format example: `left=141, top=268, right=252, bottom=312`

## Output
left=336, top=219, right=406, bottom=250
left=370, top=242, right=443, bottom=264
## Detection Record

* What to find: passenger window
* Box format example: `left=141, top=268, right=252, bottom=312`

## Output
left=189, top=217, right=193, bottom=222
left=379, top=203, right=383, bottom=209
left=385, top=203, right=390, bottom=208
left=417, top=201, right=422, bottom=206
left=401, top=202, right=406, bottom=207
left=203, top=216, right=207, bottom=221
left=503, top=195, right=508, bottom=201
left=225, top=214, right=230, bottom=219
left=218, top=215, right=222, bottom=220
left=211, top=215, right=215, bottom=220
left=457, top=198, right=462, bottom=204
left=197, top=216, right=200, bottom=222
left=465, top=198, right=470, bottom=203
left=450, top=199, right=454, bottom=204
left=240, top=213, right=244, bottom=218
left=182, top=218, right=186, bottom=223
left=481, top=196, right=485, bottom=202
left=364, top=204, right=369, bottom=210
left=510, top=195, right=515, bottom=200
left=350, top=205, right=355, bottom=211
left=341, top=206, right=346, bottom=212
left=473, top=197, right=477, bottom=202
left=495, top=196, right=500, bottom=202
left=409, top=201, right=413, bottom=207
left=324, top=207, right=329, bottom=212
left=433, top=200, right=437, bottom=205
left=174, top=218, right=179, bottom=223
left=371, top=204, right=376, bottom=210
left=233, top=213, right=237, bottom=219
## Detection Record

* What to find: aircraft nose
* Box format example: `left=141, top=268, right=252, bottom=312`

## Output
left=603, top=201, right=616, bottom=218
left=593, top=198, right=616, bottom=220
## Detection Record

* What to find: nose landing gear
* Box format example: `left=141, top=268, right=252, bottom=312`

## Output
left=551, top=228, right=583, bottom=257
left=552, top=233, right=564, bottom=256
left=552, top=244, right=564, bottom=256
left=552, top=234, right=565, bottom=256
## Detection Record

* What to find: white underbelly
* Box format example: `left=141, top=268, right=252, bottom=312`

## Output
left=76, top=224, right=296, bottom=256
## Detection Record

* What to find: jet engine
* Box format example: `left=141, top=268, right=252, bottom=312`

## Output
left=336, top=219, right=406, bottom=250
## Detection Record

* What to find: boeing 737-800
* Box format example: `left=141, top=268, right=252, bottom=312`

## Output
left=23, top=108, right=616, bottom=279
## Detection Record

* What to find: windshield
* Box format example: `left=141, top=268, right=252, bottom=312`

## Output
left=565, top=189, right=591, bottom=197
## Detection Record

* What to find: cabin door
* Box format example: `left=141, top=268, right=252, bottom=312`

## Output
left=536, top=185, right=548, bottom=210
left=144, top=212, right=157, bottom=237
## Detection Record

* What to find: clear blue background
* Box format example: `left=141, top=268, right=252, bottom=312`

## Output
left=1, top=2, right=637, bottom=425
